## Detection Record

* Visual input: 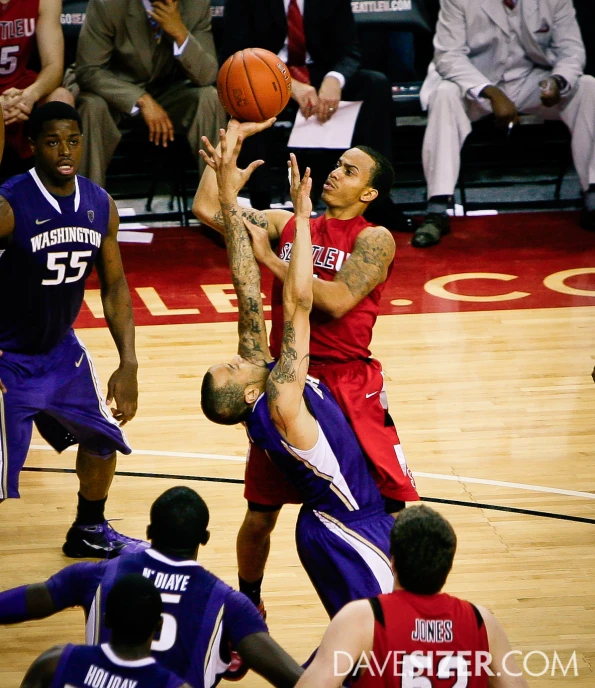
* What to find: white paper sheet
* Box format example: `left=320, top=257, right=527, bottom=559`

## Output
left=117, top=231, right=154, bottom=244
left=288, top=101, right=363, bottom=149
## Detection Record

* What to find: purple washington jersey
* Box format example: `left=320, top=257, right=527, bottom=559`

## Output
left=246, top=372, right=395, bottom=618
left=51, top=643, right=185, bottom=688
left=245, top=374, right=385, bottom=515
left=44, top=549, right=267, bottom=688
left=0, top=169, right=110, bottom=354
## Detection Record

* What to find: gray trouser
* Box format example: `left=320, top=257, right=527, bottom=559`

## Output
left=77, top=81, right=227, bottom=187
left=422, top=71, right=595, bottom=198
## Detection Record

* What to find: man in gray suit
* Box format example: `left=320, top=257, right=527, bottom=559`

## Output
left=414, top=0, right=595, bottom=247
left=74, top=0, right=227, bottom=186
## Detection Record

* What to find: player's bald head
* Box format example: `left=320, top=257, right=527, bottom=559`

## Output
left=105, top=574, right=163, bottom=644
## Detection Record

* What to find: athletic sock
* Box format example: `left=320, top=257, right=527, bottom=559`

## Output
left=427, top=195, right=451, bottom=216
left=238, top=575, right=263, bottom=607
left=585, top=185, right=595, bottom=212
left=74, top=493, right=107, bottom=526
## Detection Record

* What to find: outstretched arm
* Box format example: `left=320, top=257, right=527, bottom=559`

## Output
left=201, top=130, right=271, bottom=363
left=249, top=222, right=395, bottom=319
left=257, top=156, right=317, bottom=449
left=193, top=119, right=292, bottom=240
left=238, top=633, right=303, bottom=687
left=296, top=600, right=375, bottom=688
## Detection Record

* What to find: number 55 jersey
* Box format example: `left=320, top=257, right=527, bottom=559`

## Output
left=0, top=169, right=109, bottom=354
left=0, top=170, right=128, bottom=500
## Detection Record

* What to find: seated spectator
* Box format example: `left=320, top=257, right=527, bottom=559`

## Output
left=0, top=0, right=73, bottom=174
left=73, top=0, right=227, bottom=187
left=415, top=0, right=595, bottom=248
left=220, top=0, right=413, bottom=232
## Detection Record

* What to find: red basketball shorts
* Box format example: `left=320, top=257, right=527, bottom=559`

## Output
left=243, top=358, right=419, bottom=506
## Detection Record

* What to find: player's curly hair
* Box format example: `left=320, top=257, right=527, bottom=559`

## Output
left=390, top=505, right=457, bottom=595
left=201, top=370, right=252, bottom=425
left=355, top=145, right=395, bottom=201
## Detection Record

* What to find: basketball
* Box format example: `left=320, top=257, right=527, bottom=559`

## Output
left=217, top=48, right=292, bottom=122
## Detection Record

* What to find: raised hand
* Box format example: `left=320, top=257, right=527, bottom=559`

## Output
left=228, top=117, right=277, bottom=139
left=289, top=153, right=312, bottom=219
left=243, top=217, right=276, bottom=265
left=200, top=129, right=264, bottom=201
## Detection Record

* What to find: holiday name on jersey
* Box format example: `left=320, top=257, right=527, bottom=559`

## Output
left=31, top=227, right=102, bottom=252
left=142, top=568, right=191, bottom=592
left=82, top=664, right=137, bottom=688
left=279, top=242, right=351, bottom=272
left=0, top=18, right=35, bottom=40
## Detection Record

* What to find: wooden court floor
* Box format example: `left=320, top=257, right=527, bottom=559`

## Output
left=1, top=306, right=594, bottom=687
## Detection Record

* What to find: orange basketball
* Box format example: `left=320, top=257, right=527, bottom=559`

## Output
left=217, top=48, right=292, bottom=122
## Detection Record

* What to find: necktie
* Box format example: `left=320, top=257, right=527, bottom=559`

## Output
left=287, top=0, right=310, bottom=84
left=503, top=0, right=518, bottom=9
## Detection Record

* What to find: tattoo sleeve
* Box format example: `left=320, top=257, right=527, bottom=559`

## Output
left=219, top=201, right=270, bottom=362
left=213, top=207, right=271, bottom=235
left=266, top=321, right=309, bottom=417
left=335, top=228, right=395, bottom=301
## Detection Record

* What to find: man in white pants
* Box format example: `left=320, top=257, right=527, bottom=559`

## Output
left=414, top=0, right=595, bottom=248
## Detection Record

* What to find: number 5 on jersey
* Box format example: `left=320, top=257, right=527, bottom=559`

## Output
left=151, top=593, right=181, bottom=652
left=42, top=251, right=93, bottom=286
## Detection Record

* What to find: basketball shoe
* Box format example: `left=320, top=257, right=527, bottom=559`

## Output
left=62, top=520, right=147, bottom=559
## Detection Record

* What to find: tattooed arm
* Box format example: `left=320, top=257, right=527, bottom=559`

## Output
left=201, top=126, right=272, bottom=363
left=221, top=200, right=272, bottom=363
left=254, top=225, right=395, bottom=319
left=192, top=119, right=292, bottom=241
left=266, top=160, right=318, bottom=449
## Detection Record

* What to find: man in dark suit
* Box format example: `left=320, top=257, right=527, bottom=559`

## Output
left=220, top=0, right=411, bottom=230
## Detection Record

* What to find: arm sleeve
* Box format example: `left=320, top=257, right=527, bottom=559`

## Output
left=173, top=1, right=218, bottom=86
left=549, top=0, right=586, bottom=91
left=329, top=1, right=361, bottom=83
left=74, top=0, right=146, bottom=113
left=45, top=562, right=105, bottom=611
left=433, top=0, right=493, bottom=94
left=223, top=591, right=268, bottom=648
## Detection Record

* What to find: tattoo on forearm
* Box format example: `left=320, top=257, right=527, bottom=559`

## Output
left=212, top=207, right=270, bottom=233
left=219, top=201, right=269, bottom=361
left=335, top=230, right=394, bottom=300
left=266, top=321, right=309, bottom=402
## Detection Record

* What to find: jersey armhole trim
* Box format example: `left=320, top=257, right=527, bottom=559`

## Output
left=368, top=597, right=385, bottom=627
left=470, top=603, right=485, bottom=630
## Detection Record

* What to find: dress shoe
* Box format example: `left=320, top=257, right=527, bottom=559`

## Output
left=579, top=207, right=595, bottom=232
left=411, top=213, right=450, bottom=248
left=364, top=198, right=415, bottom=232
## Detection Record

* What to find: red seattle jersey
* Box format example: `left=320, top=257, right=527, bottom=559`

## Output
left=357, top=590, right=490, bottom=688
left=0, top=0, right=39, bottom=90
left=269, top=214, right=393, bottom=362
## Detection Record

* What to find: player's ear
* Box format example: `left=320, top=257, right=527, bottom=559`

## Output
left=28, top=137, right=37, bottom=156
left=200, top=530, right=210, bottom=547
left=360, top=187, right=378, bottom=204
left=244, top=385, right=260, bottom=405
